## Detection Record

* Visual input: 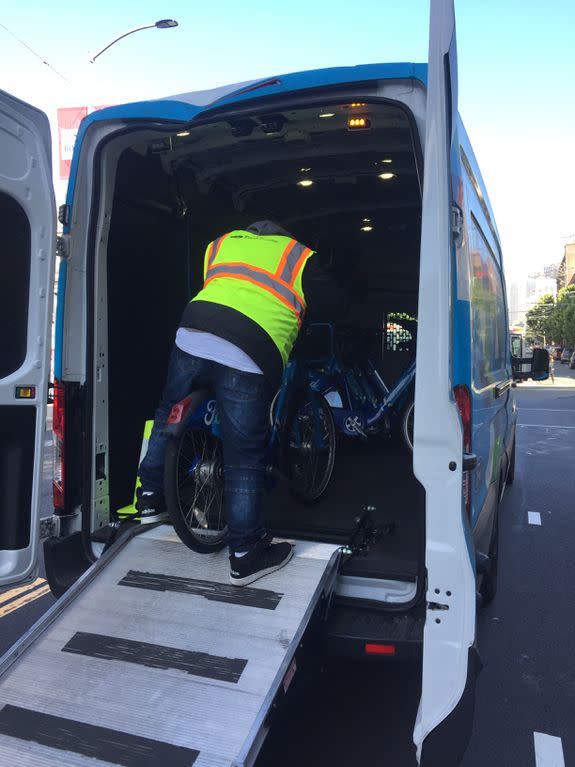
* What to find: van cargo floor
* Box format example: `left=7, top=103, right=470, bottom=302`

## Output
left=0, top=526, right=339, bottom=767
left=266, top=440, right=422, bottom=581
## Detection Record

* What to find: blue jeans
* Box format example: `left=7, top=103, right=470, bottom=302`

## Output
left=139, top=345, right=272, bottom=553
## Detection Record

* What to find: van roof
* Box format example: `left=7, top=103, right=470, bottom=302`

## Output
left=65, top=62, right=427, bottom=198
left=64, top=60, right=500, bottom=253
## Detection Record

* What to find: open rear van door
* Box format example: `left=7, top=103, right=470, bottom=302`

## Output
left=0, top=91, right=55, bottom=586
left=413, top=1, right=478, bottom=762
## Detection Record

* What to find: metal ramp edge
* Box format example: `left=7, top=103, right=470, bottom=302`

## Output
left=0, top=525, right=341, bottom=767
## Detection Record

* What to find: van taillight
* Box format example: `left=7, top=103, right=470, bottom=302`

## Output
left=454, top=385, right=472, bottom=518
left=52, top=380, right=65, bottom=511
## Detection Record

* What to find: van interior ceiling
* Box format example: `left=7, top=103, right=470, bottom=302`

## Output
left=105, top=98, right=424, bottom=585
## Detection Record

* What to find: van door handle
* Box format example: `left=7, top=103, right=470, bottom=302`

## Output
left=494, top=380, right=512, bottom=398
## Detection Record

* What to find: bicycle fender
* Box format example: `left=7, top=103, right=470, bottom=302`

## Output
left=163, top=389, right=212, bottom=438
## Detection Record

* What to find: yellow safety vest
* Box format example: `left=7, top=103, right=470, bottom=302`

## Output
left=192, top=230, right=314, bottom=365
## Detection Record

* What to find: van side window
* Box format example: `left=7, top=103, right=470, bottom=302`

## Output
left=0, top=192, right=30, bottom=378
left=469, top=215, right=507, bottom=386
left=510, top=335, right=522, bottom=358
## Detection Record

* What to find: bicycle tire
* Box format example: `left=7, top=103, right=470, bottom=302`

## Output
left=164, top=427, right=228, bottom=553
left=401, top=399, right=415, bottom=452
left=281, top=389, right=336, bottom=503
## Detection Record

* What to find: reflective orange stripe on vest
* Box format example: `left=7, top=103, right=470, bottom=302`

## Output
left=205, top=261, right=307, bottom=323
left=276, top=240, right=312, bottom=285
left=206, top=233, right=231, bottom=272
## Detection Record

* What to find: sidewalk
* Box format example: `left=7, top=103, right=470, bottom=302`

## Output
left=519, top=364, right=575, bottom=388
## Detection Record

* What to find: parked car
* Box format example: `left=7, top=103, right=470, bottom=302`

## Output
left=570, top=351, right=575, bottom=369
left=560, top=348, right=573, bottom=364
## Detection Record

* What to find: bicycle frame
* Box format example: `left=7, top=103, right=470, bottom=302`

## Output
left=307, top=323, right=416, bottom=438
left=166, top=354, right=328, bottom=482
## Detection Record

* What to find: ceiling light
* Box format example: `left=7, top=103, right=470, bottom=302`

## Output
left=362, top=217, right=371, bottom=223
left=299, top=167, right=311, bottom=172
left=382, top=158, right=393, bottom=164
left=176, top=130, right=190, bottom=137
left=297, top=179, right=314, bottom=187
left=378, top=172, right=396, bottom=180
left=319, top=112, right=335, bottom=118
left=360, top=225, right=373, bottom=232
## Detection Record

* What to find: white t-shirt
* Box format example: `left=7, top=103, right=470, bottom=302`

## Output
left=175, top=328, right=264, bottom=375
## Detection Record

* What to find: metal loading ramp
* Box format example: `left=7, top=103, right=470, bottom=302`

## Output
left=0, top=526, right=340, bottom=767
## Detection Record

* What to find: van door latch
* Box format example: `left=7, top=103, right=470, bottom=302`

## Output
left=451, top=204, right=464, bottom=247
left=428, top=601, right=449, bottom=611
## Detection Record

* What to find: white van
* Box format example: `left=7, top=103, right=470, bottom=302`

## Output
left=0, top=2, right=548, bottom=764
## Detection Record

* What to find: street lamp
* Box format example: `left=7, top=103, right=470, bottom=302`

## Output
left=90, top=19, right=178, bottom=63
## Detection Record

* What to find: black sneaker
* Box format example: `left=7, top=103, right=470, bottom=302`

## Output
left=230, top=541, right=294, bottom=586
left=135, top=488, right=168, bottom=525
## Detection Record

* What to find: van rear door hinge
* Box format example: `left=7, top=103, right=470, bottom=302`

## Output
left=451, top=204, right=464, bottom=247
left=56, top=234, right=70, bottom=260
left=58, top=204, right=70, bottom=226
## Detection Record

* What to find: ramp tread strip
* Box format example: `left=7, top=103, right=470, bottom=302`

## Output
left=62, top=631, right=247, bottom=684
left=0, top=704, right=199, bottom=767
left=118, top=570, right=283, bottom=610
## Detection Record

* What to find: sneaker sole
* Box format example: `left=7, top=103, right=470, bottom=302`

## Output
left=139, top=512, right=169, bottom=525
left=229, top=547, right=294, bottom=587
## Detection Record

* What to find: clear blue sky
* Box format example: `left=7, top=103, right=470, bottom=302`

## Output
left=2, top=0, right=574, bottom=278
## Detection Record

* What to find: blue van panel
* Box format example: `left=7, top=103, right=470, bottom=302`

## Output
left=63, top=62, right=427, bottom=221
left=54, top=258, right=67, bottom=381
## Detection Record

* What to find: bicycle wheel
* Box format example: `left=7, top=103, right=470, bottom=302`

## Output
left=164, top=427, right=228, bottom=553
left=282, top=390, right=336, bottom=503
left=401, top=399, right=415, bottom=452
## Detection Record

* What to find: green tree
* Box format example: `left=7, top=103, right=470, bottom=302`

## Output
left=553, top=285, right=575, bottom=345
left=525, top=293, right=555, bottom=342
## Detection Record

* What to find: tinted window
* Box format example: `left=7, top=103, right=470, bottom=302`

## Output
left=470, top=216, right=507, bottom=387
left=510, top=335, right=522, bottom=357
left=0, top=193, right=30, bottom=378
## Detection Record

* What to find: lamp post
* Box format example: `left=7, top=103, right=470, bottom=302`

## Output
left=90, top=19, right=178, bottom=63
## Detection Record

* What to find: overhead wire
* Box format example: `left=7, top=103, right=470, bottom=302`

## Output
left=0, top=22, right=71, bottom=84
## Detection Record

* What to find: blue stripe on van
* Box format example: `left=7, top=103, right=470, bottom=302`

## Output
left=63, top=63, right=428, bottom=220
left=452, top=299, right=471, bottom=385
left=53, top=258, right=67, bottom=380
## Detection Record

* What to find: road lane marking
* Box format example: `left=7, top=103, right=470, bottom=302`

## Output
left=518, top=424, right=575, bottom=429
left=534, top=732, right=565, bottom=767
left=528, top=512, right=542, bottom=526
left=520, top=408, right=575, bottom=413
left=0, top=577, right=46, bottom=607
left=0, top=584, right=51, bottom=619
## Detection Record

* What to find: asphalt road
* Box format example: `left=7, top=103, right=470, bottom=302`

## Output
left=463, top=364, right=575, bottom=767
left=1, top=367, right=574, bottom=765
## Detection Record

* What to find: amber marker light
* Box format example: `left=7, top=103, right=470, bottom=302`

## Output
left=348, top=117, right=371, bottom=130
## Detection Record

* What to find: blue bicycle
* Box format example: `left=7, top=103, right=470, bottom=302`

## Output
left=163, top=348, right=337, bottom=553
left=306, top=324, right=416, bottom=451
